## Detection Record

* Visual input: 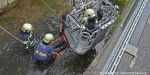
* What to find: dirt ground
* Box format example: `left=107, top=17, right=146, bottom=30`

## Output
left=0, top=0, right=72, bottom=42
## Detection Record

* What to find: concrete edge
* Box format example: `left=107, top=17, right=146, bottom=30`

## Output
left=0, top=0, right=19, bottom=14
left=83, top=22, right=122, bottom=75
left=83, top=37, right=112, bottom=75
left=125, top=44, right=138, bottom=57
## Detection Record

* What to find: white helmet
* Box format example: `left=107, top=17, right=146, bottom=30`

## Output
left=84, top=9, right=96, bottom=19
left=22, top=23, right=33, bottom=32
left=43, top=33, right=54, bottom=43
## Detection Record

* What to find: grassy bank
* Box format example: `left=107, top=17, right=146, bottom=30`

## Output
left=109, top=0, right=131, bottom=35
left=32, top=0, right=73, bottom=16
left=0, top=0, right=72, bottom=42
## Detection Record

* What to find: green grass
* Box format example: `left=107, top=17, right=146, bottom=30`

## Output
left=32, top=0, right=53, bottom=16
left=32, top=0, right=72, bottom=16
left=109, top=0, right=131, bottom=35
left=0, top=16, right=12, bottom=24
left=109, top=14, right=121, bottom=34
left=117, top=0, right=131, bottom=12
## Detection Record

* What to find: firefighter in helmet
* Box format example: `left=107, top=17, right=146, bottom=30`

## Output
left=82, top=9, right=97, bottom=30
left=34, top=33, right=59, bottom=64
left=20, top=23, right=35, bottom=52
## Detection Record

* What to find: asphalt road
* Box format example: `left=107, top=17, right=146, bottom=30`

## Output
left=127, top=16, right=150, bottom=75
left=128, top=9, right=150, bottom=75
left=127, top=0, right=150, bottom=74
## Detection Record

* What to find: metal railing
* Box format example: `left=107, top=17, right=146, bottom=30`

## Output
left=101, top=0, right=148, bottom=75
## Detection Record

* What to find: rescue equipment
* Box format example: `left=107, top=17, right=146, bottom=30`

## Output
left=41, top=0, right=119, bottom=55
left=63, top=0, right=119, bottom=54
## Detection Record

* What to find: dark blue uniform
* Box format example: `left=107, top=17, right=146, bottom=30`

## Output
left=34, top=41, right=55, bottom=64
left=87, top=16, right=97, bottom=30
left=20, top=29, right=34, bottom=50
left=82, top=16, right=97, bottom=38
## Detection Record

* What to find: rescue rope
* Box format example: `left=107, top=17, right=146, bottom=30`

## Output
left=72, top=11, right=85, bottom=16
left=41, top=0, right=67, bottom=26
left=0, top=26, right=22, bottom=43
left=41, top=0, right=72, bottom=44
left=41, top=0, right=60, bottom=19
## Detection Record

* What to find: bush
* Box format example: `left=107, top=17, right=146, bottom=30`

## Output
left=117, top=0, right=131, bottom=11
left=109, top=0, right=131, bottom=34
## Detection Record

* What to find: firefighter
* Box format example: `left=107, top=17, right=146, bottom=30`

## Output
left=81, top=9, right=97, bottom=38
left=53, top=12, right=69, bottom=53
left=82, top=9, right=97, bottom=31
left=59, top=12, right=68, bottom=35
left=20, top=23, right=35, bottom=52
left=34, top=33, right=59, bottom=64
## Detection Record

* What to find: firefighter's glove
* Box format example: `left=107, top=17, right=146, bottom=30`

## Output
left=81, top=25, right=86, bottom=30
left=59, top=32, right=63, bottom=36
left=81, top=17, right=88, bottom=23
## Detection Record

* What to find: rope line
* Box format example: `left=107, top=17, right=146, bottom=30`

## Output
left=0, top=26, right=22, bottom=43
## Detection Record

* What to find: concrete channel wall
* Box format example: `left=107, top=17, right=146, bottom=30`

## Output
left=0, top=0, right=18, bottom=14
left=0, top=0, right=15, bottom=9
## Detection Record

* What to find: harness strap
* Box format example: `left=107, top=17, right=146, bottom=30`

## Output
left=22, top=41, right=30, bottom=49
left=22, top=41, right=29, bottom=44
left=22, top=32, right=33, bottom=49
left=22, top=31, right=33, bottom=44
left=27, top=31, right=33, bottom=42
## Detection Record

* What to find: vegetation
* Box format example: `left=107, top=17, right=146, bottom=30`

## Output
left=32, top=0, right=73, bottom=16
left=116, top=0, right=131, bottom=12
left=109, top=0, right=131, bottom=35
left=109, top=14, right=121, bottom=34
left=0, top=16, right=12, bottom=24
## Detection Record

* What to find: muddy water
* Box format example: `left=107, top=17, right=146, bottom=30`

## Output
left=0, top=16, right=105, bottom=75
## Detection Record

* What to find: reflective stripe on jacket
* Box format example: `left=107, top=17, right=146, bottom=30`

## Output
left=21, top=29, right=34, bottom=45
left=34, top=41, right=54, bottom=61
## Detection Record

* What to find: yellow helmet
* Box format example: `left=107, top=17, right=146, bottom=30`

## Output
left=43, top=33, right=54, bottom=43
left=84, top=9, right=96, bottom=19
left=22, top=23, right=33, bottom=32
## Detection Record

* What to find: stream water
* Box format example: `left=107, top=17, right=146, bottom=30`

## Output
left=0, top=16, right=105, bottom=75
